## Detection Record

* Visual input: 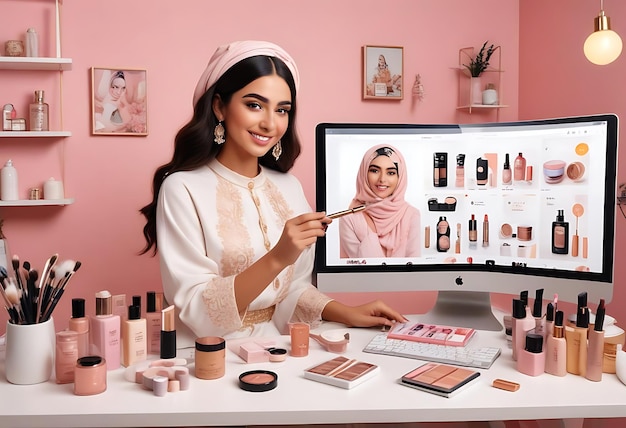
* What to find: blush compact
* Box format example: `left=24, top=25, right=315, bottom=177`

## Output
left=238, top=370, right=278, bottom=392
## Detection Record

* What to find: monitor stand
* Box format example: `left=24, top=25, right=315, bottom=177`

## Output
left=417, top=290, right=503, bottom=331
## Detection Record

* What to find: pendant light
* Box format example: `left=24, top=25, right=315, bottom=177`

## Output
left=583, top=0, right=622, bottom=65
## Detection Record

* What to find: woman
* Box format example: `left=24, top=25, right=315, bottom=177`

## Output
left=340, top=144, right=421, bottom=258
left=94, top=70, right=131, bottom=132
left=140, top=41, right=405, bottom=349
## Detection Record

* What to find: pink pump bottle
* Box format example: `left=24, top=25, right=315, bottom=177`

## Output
left=90, top=290, right=121, bottom=370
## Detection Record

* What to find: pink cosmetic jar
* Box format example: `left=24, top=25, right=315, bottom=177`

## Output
left=74, top=356, right=107, bottom=396
left=543, top=160, right=566, bottom=184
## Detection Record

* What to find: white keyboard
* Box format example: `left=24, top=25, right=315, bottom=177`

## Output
left=363, top=333, right=501, bottom=369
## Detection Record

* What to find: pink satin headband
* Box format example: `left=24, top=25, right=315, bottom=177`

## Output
left=192, top=40, right=300, bottom=106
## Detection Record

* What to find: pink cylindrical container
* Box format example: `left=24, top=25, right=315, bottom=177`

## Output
left=74, top=356, right=107, bottom=396
left=517, top=333, right=545, bottom=376
left=56, top=330, right=78, bottom=384
left=289, top=322, right=310, bottom=357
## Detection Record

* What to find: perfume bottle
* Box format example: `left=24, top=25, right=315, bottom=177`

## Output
left=29, top=90, right=49, bottom=131
left=551, top=209, right=569, bottom=254
left=514, top=153, right=526, bottom=181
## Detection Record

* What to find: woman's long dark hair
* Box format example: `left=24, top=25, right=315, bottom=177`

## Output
left=139, top=55, right=301, bottom=255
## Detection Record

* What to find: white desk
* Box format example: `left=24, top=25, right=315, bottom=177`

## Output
left=0, top=316, right=625, bottom=428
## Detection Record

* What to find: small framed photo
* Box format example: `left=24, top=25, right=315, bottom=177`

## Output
left=363, top=45, right=403, bottom=100
left=91, top=67, right=148, bottom=135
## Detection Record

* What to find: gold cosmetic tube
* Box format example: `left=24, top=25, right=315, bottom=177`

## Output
left=585, top=329, right=604, bottom=381
left=565, top=325, right=588, bottom=376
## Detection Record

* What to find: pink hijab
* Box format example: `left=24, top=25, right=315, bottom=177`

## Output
left=193, top=40, right=300, bottom=106
left=350, top=144, right=411, bottom=254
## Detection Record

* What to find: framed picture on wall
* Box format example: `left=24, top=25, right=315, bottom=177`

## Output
left=362, top=45, right=403, bottom=100
left=91, top=67, right=148, bottom=135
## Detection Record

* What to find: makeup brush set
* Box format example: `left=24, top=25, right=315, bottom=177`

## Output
left=0, top=253, right=81, bottom=325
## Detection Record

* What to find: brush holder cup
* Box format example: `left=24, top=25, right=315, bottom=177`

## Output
left=5, top=317, right=55, bottom=384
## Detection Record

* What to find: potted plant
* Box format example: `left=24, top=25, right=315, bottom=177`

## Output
left=464, top=41, right=496, bottom=77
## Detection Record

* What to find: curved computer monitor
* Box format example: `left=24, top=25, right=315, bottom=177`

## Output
left=314, top=114, right=618, bottom=331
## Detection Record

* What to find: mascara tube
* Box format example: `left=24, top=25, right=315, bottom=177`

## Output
left=160, top=305, right=177, bottom=359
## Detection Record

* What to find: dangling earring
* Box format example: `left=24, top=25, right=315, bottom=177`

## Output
left=213, top=121, right=225, bottom=145
left=272, top=140, right=282, bottom=161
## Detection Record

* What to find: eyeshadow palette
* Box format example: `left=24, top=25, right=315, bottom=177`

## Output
left=400, top=362, right=480, bottom=398
left=304, top=356, right=379, bottom=389
left=387, top=322, right=476, bottom=347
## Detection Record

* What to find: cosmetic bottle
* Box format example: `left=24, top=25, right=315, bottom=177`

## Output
left=532, top=288, right=545, bottom=338
left=455, top=223, right=461, bottom=254
left=160, top=304, right=177, bottom=359
left=565, top=292, right=589, bottom=376
left=455, top=154, right=465, bottom=187
left=476, top=157, right=488, bottom=185
left=545, top=310, right=567, bottom=376
left=482, top=214, right=489, bottom=247
left=436, top=216, right=450, bottom=252
left=586, top=299, right=605, bottom=381
left=55, top=330, right=78, bottom=384
left=468, top=214, right=477, bottom=243
left=502, top=153, right=512, bottom=185
left=146, top=291, right=163, bottom=354
left=511, top=298, right=534, bottom=361
left=29, top=90, right=49, bottom=131
left=122, top=304, right=147, bottom=367
left=68, top=297, right=90, bottom=358
left=90, top=290, right=121, bottom=370
left=517, top=333, right=545, bottom=376
left=195, top=336, right=226, bottom=380
left=544, top=302, right=555, bottom=342
left=514, top=153, right=526, bottom=181
left=551, top=210, right=569, bottom=254
left=25, top=28, right=38, bottom=57
left=0, top=159, right=19, bottom=201
left=433, top=152, right=447, bottom=187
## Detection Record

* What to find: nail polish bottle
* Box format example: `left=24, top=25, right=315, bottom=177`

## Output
left=551, top=209, right=569, bottom=254
left=514, top=152, right=526, bottom=181
left=502, top=153, right=512, bottom=185
left=586, top=299, right=605, bottom=381
left=468, top=214, right=477, bottom=243
left=146, top=291, right=163, bottom=355
left=545, top=310, right=567, bottom=376
left=436, top=216, right=450, bottom=252
left=68, top=297, right=90, bottom=358
left=455, top=154, right=465, bottom=187
left=90, top=290, right=121, bottom=370
left=517, top=333, right=545, bottom=376
left=565, top=292, right=589, bottom=376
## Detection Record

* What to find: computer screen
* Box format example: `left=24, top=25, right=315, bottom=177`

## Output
left=314, top=114, right=618, bottom=331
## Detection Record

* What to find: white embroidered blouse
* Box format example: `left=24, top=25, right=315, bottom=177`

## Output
left=156, top=159, right=332, bottom=348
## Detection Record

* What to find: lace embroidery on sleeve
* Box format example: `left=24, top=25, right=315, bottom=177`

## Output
left=292, top=287, right=333, bottom=327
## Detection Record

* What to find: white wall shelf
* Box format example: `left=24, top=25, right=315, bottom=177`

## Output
left=0, top=57, right=72, bottom=71
left=0, top=131, right=71, bottom=138
left=0, top=198, right=74, bottom=207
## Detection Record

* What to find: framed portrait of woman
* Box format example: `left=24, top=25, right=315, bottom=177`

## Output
left=362, top=46, right=403, bottom=100
left=91, top=67, right=148, bottom=136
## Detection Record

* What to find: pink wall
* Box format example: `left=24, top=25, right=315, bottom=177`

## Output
left=0, top=0, right=519, bottom=329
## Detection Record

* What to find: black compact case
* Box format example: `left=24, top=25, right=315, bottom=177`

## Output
left=428, top=197, right=457, bottom=212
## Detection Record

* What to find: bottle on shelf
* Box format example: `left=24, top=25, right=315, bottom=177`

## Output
left=0, top=160, right=19, bottom=201
left=25, top=28, right=39, bottom=57
left=29, top=90, right=49, bottom=132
